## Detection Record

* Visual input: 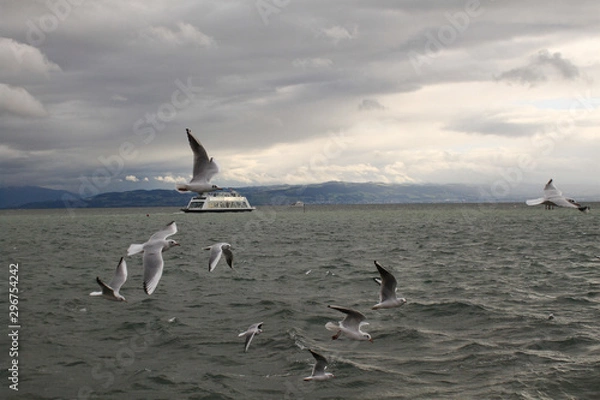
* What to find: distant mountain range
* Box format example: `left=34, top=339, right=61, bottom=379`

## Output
left=0, top=186, right=76, bottom=209
left=1, top=181, right=597, bottom=209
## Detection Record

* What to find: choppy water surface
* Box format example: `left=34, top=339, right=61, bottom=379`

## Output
left=1, top=203, right=600, bottom=399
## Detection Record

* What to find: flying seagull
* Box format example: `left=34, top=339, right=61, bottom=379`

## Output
left=127, top=221, right=180, bottom=295
left=205, top=242, right=234, bottom=272
left=176, top=128, right=222, bottom=194
left=372, top=260, right=407, bottom=310
left=303, top=349, right=335, bottom=381
left=90, top=257, right=128, bottom=302
left=238, top=322, right=263, bottom=352
left=325, top=305, right=372, bottom=342
left=526, top=179, right=589, bottom=212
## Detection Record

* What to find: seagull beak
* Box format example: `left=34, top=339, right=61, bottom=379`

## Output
left=369, top=338, right=374, bottom=343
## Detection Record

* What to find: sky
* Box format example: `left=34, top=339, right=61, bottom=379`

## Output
left=1, top=0, right=600, bottom=199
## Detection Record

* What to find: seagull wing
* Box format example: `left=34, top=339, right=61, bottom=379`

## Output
left=241, top=322, right=263, bottom=352
left=187, top=129, right=220, bottom=183
left=526, top=197, right=546, bottom=206
left=543, top=179, right=562, bottom=197
left=374, top=261, right=397, bottom=302
left=149, top=221, right=177, bottom=241
left=143, top=245, right=165, bottom=295
left=243, top=331, right=256, bottom=352
left=207, top=245, right=223, bottom=272
left=328, top=305, right=366, bottom=331
left=222, top=245, right=234, bottom=269
left=309, top=350, right=328, bottom=376
left=96, top=276, right=114, bottom=296
left=107, top=257, right=127, bottom=291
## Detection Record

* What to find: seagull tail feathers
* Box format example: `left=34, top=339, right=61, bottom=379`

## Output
left=127, top=244, right=144, bottom=256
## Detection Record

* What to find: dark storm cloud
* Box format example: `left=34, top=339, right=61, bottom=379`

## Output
left=0, top=0, right=598, bottom=190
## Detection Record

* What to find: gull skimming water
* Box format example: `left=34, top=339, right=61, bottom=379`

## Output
left=90, top=257, right=128, bottom=302
left=304, top=349, right=335, bottom=381
left=238, top=322, right=263, bottom=352
left=526, top=179, right=589, bottom=212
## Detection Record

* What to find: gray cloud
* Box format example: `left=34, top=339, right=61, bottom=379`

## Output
left=495, top=49, right=581, bottom=86
left=445, top=116, right=545, bottom=137
left=1, top=0, right=599, bottom=191
left=358, top=99, right=385, bottom=111
left=0, top=84, right=47, bottom=117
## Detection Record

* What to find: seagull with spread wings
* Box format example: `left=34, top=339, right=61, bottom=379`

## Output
left=526, top=179, right=589, bottom=212
left=176, top=128, right=222, bottom=194
left=127, top=221, right=180, bottom=295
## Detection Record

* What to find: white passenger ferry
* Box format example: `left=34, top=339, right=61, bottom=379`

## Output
left=181, top=190, right=256, bottom=213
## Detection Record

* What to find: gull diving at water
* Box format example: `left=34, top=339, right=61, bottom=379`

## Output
left=325, top=305, right=372, bottom=342
left=303, top=349, right=335, bottom=381
left=127, top=221, right=179, bottom=295
left=526, top=179, right=589, bottom=212
left=372, top=260, right=407, bottom=310
left=238, top=322, right=263, bottom=352
left=205, top=242, right=234, bottom=272
left=90, top=257, right=128, bottom=302
left=176, top=128, right=222, bottom=194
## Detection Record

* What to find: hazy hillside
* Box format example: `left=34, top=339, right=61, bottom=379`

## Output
left=0, top=186, right=76, bottom=209
left=241, top=181, right=487, bottom=205
left=2, top=181, right=515, bottom=209
left=14, top=190, right=195, bottom=209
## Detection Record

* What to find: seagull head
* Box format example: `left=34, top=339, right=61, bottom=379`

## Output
left=212, top=184, right=223, bottom=191
left=165, top=240, right=180, bottom=250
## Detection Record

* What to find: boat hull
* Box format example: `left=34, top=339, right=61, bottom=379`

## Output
left=181, top=207, right=255, bottom=213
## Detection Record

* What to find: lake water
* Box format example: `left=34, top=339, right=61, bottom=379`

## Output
left=1, top=203, right=599, bottom=399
